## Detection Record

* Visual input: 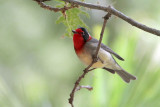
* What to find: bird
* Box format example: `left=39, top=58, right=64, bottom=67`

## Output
left=72, top=27, right=136, bottom=83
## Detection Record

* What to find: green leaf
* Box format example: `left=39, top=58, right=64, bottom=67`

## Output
left=56, top=15, right=65, bottom=24
left=55, top=2, right=89, bottom=37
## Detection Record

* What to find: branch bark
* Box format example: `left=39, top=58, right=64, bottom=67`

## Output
left=34, top=0, right=78, bottom=12
left=62, top=0, right=160, bottom=36
left=68, top=13, right=111, bottom=107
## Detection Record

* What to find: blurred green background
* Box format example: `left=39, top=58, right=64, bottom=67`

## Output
left=0, top=0, right=160, bottom=107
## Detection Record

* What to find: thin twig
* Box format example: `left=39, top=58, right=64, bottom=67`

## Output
left=94, top=13, right=112, bottom=59
left=75, top=85, right=93, bottom=91
left=62, top=0, right=160, bottom=36
left=68, top=13, right=112, bottom=107
left=68, top=61, right=95, bottom=107
left=34, top=0, right=78, bottom=12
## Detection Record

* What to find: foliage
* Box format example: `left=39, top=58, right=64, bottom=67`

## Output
left=56, top=2, right=89, bottom=37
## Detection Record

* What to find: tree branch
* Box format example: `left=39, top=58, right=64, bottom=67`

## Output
left=68, top=13, right=111, bottom=107
left=62, top=0, right=160, bottom=36
left=34, top=0, right=160, bottom=36
left=94, top=13, right=112, bottom=58
left=34, top=0, right=78, bottom=12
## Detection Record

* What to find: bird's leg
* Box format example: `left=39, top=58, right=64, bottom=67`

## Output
left=83, top=68, right=95, bottom=72
left=88, top=68, right=96, bottom=71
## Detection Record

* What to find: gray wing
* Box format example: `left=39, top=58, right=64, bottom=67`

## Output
left=88, top=38, right=124, bottom=61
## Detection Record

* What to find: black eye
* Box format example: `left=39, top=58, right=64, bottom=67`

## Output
left=81, top=32, right=85, bottom=35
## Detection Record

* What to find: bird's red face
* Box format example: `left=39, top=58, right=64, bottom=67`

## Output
left=72, top=27, right=92, bottom=52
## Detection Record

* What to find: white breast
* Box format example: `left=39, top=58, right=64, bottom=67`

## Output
left=77, top=49, right=105, bottom=68
left=77, top=49, right=120, bottom=69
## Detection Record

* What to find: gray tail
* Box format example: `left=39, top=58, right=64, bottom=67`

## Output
left=115, top=70, right=136, bottom=83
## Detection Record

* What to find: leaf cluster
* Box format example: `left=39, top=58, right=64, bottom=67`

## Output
left=56, top=2, right=89, bottom=37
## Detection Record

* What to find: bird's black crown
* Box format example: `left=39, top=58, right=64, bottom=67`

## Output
left=79, top=27, right=89, bottom=42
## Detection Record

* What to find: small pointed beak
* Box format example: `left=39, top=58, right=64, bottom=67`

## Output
left=72, top=30, right=77, bottom=34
